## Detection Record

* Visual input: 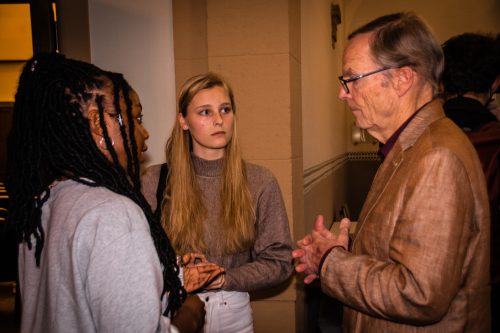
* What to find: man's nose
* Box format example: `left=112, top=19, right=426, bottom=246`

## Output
left=338, top=85, right=349, bottom=100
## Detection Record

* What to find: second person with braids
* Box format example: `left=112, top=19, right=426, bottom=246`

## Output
left=141, top=73, right=294, bottom=332
left=7, top=52, right=213, bottom=333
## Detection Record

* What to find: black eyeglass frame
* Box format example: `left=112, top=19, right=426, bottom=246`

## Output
left=338, top=67, right=392, bottom=94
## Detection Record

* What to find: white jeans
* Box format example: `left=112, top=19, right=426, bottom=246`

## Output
left=197, top=290, right=253, bottom=333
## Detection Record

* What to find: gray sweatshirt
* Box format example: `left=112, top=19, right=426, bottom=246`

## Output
left=18, top=179, right=177, bottom=333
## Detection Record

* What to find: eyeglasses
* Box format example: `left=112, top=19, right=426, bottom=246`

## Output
left=338, top=67, right=391, bottom=94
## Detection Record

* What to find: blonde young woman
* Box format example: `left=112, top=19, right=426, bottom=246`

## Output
left=141, top=73, right=293, bottom=332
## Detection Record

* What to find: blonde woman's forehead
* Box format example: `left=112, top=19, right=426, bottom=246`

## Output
left=189, top=86, right=231, bottom=108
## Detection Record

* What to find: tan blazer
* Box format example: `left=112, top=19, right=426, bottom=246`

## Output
left=320, top=100, right=491, bottom=332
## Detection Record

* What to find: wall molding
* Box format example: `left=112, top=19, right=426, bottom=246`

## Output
left=304, top=154, right=347, bottom=194
left=304, top=152, right=380, bottom=194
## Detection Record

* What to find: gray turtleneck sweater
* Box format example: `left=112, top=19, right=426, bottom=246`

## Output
left=141, top=156, right=293, bottom=291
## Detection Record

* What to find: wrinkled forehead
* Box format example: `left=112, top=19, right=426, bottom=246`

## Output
left=343, top=33, right=378, bottom=70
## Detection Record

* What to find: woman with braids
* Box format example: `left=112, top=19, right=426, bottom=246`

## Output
left=7, top=52, right=213, bottom=333
left=141, top=73, right=293, bottom=333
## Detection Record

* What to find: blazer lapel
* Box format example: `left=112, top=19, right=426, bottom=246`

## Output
left=354, top=144, right=404, bottom=238
left=354, top=99, right=446, bottom=239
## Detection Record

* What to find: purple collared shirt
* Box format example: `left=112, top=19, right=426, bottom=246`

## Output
left=378, top=113, right=417, bottom=158
left=378, top=99, right=434, bottom=159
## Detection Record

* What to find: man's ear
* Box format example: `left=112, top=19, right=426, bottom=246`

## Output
left=394, top=66, right=414, bottom=97
left=87, top=107, right=103, bottom=136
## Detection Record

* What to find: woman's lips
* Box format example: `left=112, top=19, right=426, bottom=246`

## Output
left=138, top=146, right=147, bottom=162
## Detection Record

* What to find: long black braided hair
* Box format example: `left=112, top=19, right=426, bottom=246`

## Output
left=6, top=52, right=185, bottom=316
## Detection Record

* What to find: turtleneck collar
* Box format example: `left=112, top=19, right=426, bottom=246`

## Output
left=191, top=154, right=224, bottom=177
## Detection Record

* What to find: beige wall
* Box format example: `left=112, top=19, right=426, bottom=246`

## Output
left=88, top=0, right=176, bottom=167
left=172, top=0, right=208, bottom=96
left=301, top=0, right=348, bottom=170
left=346, top=0, right=500, bottom=43
left=301, top=0, right=351, bottom=234
left=205, top=0, right=304, bottom=242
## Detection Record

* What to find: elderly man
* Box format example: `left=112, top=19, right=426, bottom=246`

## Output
left=293, top=12, right=491, bottom=332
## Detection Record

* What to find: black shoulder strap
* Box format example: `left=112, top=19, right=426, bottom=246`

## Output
left=154, top=163, right=169, bottom=219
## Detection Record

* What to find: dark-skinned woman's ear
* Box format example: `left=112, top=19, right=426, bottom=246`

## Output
left=87, top=107, right=103, bottom=136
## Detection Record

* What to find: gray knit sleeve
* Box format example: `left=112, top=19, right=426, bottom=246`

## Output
left=223, top=166, right=294, bottom=291
left=140, top=164, right=162, bottom=212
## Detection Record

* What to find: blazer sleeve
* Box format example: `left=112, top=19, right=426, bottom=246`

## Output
left=320, top=149, right=477, bottom=324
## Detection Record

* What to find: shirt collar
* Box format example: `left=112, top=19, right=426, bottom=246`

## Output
left=378, top=98, right=435, bottom=159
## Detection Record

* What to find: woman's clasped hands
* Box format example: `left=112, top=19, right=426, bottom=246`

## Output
left=181, top=253, right=225, bottom=293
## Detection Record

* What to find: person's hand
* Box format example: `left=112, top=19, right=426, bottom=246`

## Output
left=203, top=272, right=225, bottom=290
left=180, top=252, right=226, bottom=292
left=292, top=215, right=350, bottom=284
left=181, top=252, right=208, bottom=266
left=171, top=294, right=205, bottom=333
left=183, top=262, right=225, bottom=293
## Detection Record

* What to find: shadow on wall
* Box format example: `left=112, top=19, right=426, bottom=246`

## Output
left=346, top=158, right=381, bottom=221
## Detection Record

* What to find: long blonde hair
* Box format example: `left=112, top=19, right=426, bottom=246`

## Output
left=162, top=73, right=256, bottom=254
